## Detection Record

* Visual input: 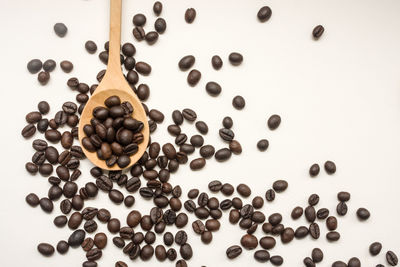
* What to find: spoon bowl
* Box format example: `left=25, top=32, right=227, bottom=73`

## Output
left=78, top=0, right=149, bottom=170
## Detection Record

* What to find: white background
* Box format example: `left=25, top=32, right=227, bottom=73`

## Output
left=0, top=0, right=400, bottom=266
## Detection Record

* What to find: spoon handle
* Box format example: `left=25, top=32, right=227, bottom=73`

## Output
left=106, top=0, right=123, bottom=79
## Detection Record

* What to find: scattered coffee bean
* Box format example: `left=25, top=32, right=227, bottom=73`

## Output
left=312, top=25, right=324, bottom=39
left=38, top=71, right=50, bottom=85
left=60, top=60, right=73, bottom=73
left=369, top=242, right=382, bottom=256
left=43, top=59, right=56, bottom=72
left=312, top=248, right=324, bottom=262
left=85, top=41, right=97, bottom=54
left=229, top=52, right=243, bottom=66
left=37, top=243, right=55, bottom=256
left=387, top=251, right=398, bottom=266
left=206, top=81, right=222, bottom=96
left=27, top=59, right=42, bottom=74
left=309, top=163, right=320, bottom=177
left=257, top=139, right=269, bottom=151
left=257, top=6, right=272, bottom=22
left=324, top=160, right=336, bottom=174
left=187, top=69, right=201, bottom=86
left=268, top=114, right=281, bottom=130
left=232, top=95, right=245, bottom=109
left=54, top=22, right=68, bottom=37
left=356, top=208, right=370, bottom=220
left=185, top=8, right=196, bottom=23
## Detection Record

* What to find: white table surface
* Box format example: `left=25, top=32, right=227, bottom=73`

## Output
left=0, top=0, right=399, bottom=266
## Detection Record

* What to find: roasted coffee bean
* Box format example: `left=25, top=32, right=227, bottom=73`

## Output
left=82, top=207, right=98, bottom=220
left=226, top=245, right=242, bottom=259
left=178, top=55, right=195, bottom=71
left=337, top=202, right=348, bottom=216
left=82, top=237, right=95, bottom=251
left=45, top=146, right=57, bottom=163
left=132, top=26, right=145, bottom=41
left=133, top=13, right=146, bottom=26
left=145, top=30, right=159, bottom=44
left=205, top=81, right=222, bottom=96
left=270, top=255, right=283, bottom=266
left=309, top=163, right=320, bottom=177
left=197, top=192, right=209, bottom=207
left=174, top=230, right=187, bottom=246
left=309, top=223, right=320, bottom=239
left=229, top=209, right=240, bottom=224
left=45, top=129, right=62, bottom=143
left=37, top=243, right=55, bottom=256
left=291, top=206, right=303, bottom=219
left=219, top=128, right=235, bottom=142
left=153, top=1, right=162, bottom=15
left=240, top=204, right=254, bottom=219
left=187, top=69, right=201, bottom=86
left=38, top=71, right=50, bottom=85
left=113, top=237, right=125, bottom=248
left=166, top=248, right=177, bottom=261
left=26, top=111, right=42, bottom=123
left=254, top=250, right=270, bottom=262
left=21, top=124, right=36, bottom=138
left=86, top=248, right=102, bottom=261
left=259, top=236, right=276, bottom=249
left=68, top=211, right=83, bottom=229
left=26, top=193, right=40, bottom=207
left=232, top=95, right=245, bottom=109
left=154, top=18, right=167, bottom=34
left=267, top=114, right=281, bottom=130
left=60, top=199, right=72, bottom=214
left=189, top=158, right=205, bottom=170
left=324, top=160, right=336, bottom=174
left=195, top=121, right=208, bottom=134
left=85, top=40, right=97, bottom=54
left=37, top=119, right=49, bottom=132
left=211, top=55, right=223, bottom=70
left=257, top=6, right=272, bottom=22
left=294, top=226, right=309, bottom=239
left=369, top=242, right=382, bottom=256
left=229, top=52, right=243, bottom=66
left=326, top=216, right=338, bottom=230
left=32, top=151, right=46, bottom=165
left=281, top=227, right=295, bottom=243
left=56, top=240, right=69, bottom=254
left=179, top=243, right=192, bottom=260
left=39, top=197, right=53, bottom=212
left=235, top=184, right=250, bottom=197
left=308, top=194, right=320, bottom=206
left=39, top=163, right=53, bottom=176
left=184, top=200, right=196, bottom=212
left=60, top=60, right=73, bottom=73
left=109, top=189, right=124, bottom=204
left=261, top=222, right=273, bottom=234
left=27, top=59, right=42, bottom=74
left=54, top=22, right=67, bottom=37
left=68, top=229, right=86, bottom=247
left=135, top=61, right=151, bottom=75
left=337, top=191, right=351, bottom=202
left=305, top=206, right=316, bottom=222
left=97, top=208, right=111, bottom=223
left=356, top=208, right=370, bottom=220
left=205, top=219, right=220, bottom=231
left=195, top=207, right=209, bottom=219
left=84, top=220, right=98, bottom=233
left=317, top=208, right=329, bottom=219
left=127, top=210, right=141, bottom=227
left=241, top=234, right=258, bottom=250
left=93, top=233, right=107, bottom=249
left=332, top=261, right=347, bottom=267
left=140, top=244, right=154, bottom=260
left=48, top=185, right=63, bottom=200
left=304, top=257, right=316, bottom=267
left=348, top=257, right=361, bottom=267
left=326, top=231, right=340, bottom=241
left=272, top=180, right=288, bottom=192
left=199, top=231, right=212, bottom=244
left=215, top=148, right=231, bottom=161
left=108, top=218, right=121, bottom=233
left=387, top=251, right=398, bottom=266
left=312, top=248, right=324, bottom=262
left=312, top=25, right=325, bottom=39
left=185, top=8, right=196, bottom=23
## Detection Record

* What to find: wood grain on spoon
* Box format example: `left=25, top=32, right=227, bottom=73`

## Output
left=78, top=0, right=149, bottom=170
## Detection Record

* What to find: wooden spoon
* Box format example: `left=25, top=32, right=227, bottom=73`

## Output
left=78, top=0, right=149, bottom=170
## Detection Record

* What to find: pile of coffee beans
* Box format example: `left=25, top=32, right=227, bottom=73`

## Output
left=22, top=1, right=398, bottom=267
left=81, top=96, right=144, bottom=168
